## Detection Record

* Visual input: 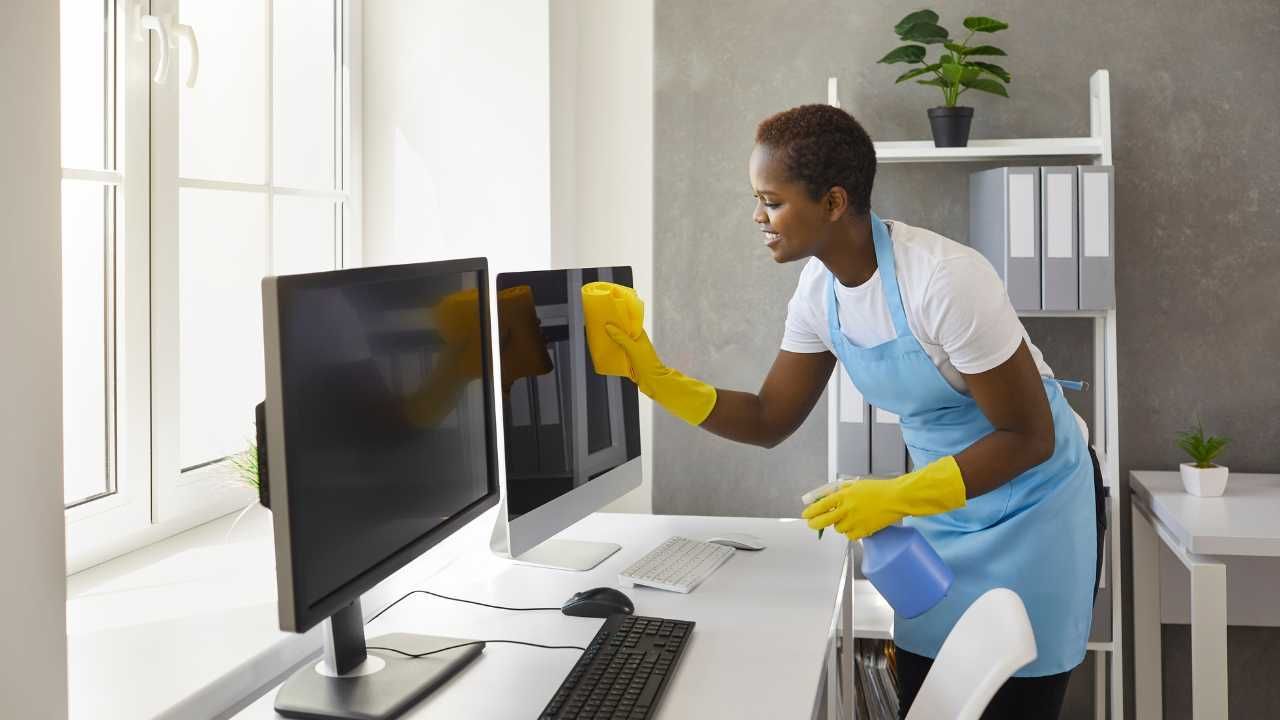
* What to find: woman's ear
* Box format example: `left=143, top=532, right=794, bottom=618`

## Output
left=825, top=187, right=850, bottom=222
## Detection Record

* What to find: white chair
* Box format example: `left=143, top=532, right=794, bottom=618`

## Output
left=905, top=588, right=1037, bottom=720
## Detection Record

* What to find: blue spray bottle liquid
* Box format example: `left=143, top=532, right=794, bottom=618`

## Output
left=860, top=524, right=953, bottom=618
left=802, top=480, right=953, bottom=619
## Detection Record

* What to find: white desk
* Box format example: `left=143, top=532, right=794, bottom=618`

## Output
left=235, top=513, right=850, bottom=719
left=1131, top=471, right=1280, bottom=720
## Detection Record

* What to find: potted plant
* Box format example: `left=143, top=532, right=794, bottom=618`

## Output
left=1176, top=420, right=1231, bottom=497
left=878, top=9, right=1011, bottom=148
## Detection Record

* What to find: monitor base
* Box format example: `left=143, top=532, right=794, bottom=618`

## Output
left=274, top=633, right=483, bottom=720
left=512, top=538, right=621, bottom=571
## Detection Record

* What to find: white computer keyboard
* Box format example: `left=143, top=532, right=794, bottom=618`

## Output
left=617, top=536, right=735, bottom=593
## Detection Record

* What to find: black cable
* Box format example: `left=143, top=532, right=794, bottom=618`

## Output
left=366, top=589, right=561, bottom=627
left=367, top=639, right=586, bottom=659
left=363, top=590, right=579, bottom=657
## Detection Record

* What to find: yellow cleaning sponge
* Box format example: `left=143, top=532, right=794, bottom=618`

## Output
left=581, top=281, right=644, bottom=377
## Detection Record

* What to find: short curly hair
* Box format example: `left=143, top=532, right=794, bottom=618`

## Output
left=755, top=104, right=876, bottom=216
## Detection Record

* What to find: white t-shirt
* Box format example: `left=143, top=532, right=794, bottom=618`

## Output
left=781, top=219, right=1055, bottom=394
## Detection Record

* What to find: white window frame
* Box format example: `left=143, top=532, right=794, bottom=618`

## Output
left=64, top=0, right=155, bottom=572
left=65, top=0, right=362, bottom=574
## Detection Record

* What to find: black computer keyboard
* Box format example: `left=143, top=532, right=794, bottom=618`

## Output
left=539, top=614, right=695, bottom=720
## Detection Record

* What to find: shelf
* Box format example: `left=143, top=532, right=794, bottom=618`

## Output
left=875, top=137, right=1105, bottom=164
left=852, top=579, right=1116, bottom=652
left=852, top=579, right=894, bottom=640
left=1017, top=309, right=1110, bottom=319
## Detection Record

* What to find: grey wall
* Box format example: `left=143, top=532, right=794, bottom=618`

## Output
left=654, top=0, right=1280, bottom=717
left=1, top=2, right=69, bottom=717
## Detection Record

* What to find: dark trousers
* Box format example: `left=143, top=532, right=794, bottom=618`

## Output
left=896, top=447, right=1108, bottom=719
left=897, top=647, right=1072, bottom=719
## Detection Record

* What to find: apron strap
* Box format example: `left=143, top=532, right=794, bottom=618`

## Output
left=825, top=270, right=841, bottom=342
left=869, top=211, right=912, bottom=339
left=826, top=212, right=913, bottom=344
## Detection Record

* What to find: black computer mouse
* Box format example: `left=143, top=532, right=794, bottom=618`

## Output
left=561, top=587, right=635, bottom=618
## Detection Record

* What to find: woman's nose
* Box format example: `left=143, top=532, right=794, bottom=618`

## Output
left=752, top=202, right=768, bottom=225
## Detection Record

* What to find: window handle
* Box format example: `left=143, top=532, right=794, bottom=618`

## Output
left=134, top=6, right=171, bottom=84
left=169, top=22, right=199, bottom=88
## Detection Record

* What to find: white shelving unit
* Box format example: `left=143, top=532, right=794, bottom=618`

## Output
left=828, top=70, right=1122, bottom=720
left=874, top=136, right=1105, bottom=163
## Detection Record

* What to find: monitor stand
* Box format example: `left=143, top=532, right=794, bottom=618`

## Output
left=275, top=599, right=483, bottom=720
left=512, top=538, right=621, bottom=571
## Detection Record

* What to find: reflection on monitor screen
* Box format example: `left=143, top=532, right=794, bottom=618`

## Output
left=277, top=270, right=493, bottom=610
left=496, top=268, right=640, bottom=520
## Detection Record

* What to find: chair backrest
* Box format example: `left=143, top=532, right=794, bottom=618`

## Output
left=904, top=588, right=1037, bottom=720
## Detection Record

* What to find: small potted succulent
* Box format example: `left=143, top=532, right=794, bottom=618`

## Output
left=878, top=9, right=1011, bottom=147
left=1176, top=420, right=1231, bottom=497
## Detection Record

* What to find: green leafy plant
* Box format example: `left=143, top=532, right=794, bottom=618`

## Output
left=221, top=439, right=265, bottom=539
left=1176, top=420, right=1230, bottom=469
left=878, top=10, right=1011, bottom=107
left=229, top=440, right=261, bottom=491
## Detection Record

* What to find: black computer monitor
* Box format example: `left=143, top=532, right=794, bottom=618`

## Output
left=498, top=268, right=641, bottom=517
left=261, top=257, right=499, bottom=719
left=487, top=268, right=643, bottom=570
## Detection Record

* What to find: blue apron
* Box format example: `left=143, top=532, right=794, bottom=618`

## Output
left=826, top=213, right=1096, bottom=676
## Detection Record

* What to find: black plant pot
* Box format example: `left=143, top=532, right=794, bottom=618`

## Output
left=927, top=106, right=974, bottom=148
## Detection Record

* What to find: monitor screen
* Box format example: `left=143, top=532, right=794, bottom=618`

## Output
left=267, top=259, right=498, bottom=628
left=496, top=268, right=640, bottom=520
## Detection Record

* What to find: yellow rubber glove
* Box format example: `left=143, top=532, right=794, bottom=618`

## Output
left=802, top=456, right=968, bottom=540
left=582, top=282, right=717, bottom=426
left=600, top=324, right=718, bottom=426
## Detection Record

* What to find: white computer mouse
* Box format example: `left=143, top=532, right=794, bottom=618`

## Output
left=705, top=532, right=767, bottom=551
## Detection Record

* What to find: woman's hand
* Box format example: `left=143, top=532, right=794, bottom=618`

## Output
left=802, top=456, right=967, bottom=540
left=603, top=324, right=717, bottom=426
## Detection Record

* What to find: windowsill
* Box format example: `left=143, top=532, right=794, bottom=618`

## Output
left=66, top=502, right=498, bottom=720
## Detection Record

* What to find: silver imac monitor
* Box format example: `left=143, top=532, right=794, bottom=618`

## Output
left=261, top=257, right=500, bottom=719
left=488, top=267, right=642, bottom=570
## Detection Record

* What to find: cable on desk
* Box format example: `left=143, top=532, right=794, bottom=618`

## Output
left=367, top=639, right=586, bottom=659
left=364, top=591, right=582, bottom=656
left=367, top=589, right=561, bottom=626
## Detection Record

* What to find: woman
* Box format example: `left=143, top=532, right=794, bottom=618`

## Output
left=600, top=104, right=1102, bottom=718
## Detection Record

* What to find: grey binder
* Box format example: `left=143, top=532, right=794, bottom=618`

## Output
left=1040, top=166, right=1080, bottom=310
left=1078, top=165, right=1116, bottom=309
left=870, top=406, right=907, bottom=476
left=835, top=370, right=871, bottom=476
left=969, top=167, right=1041, bottom=311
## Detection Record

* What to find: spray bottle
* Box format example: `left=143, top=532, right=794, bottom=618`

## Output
left=802, top=478, right=953, bottom=619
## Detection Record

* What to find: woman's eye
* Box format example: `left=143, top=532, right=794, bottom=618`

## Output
left=753, top=194, right=780, bottom=209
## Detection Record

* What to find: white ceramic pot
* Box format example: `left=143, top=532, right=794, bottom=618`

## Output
left=1180, top=462, right=1229, bottom=497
